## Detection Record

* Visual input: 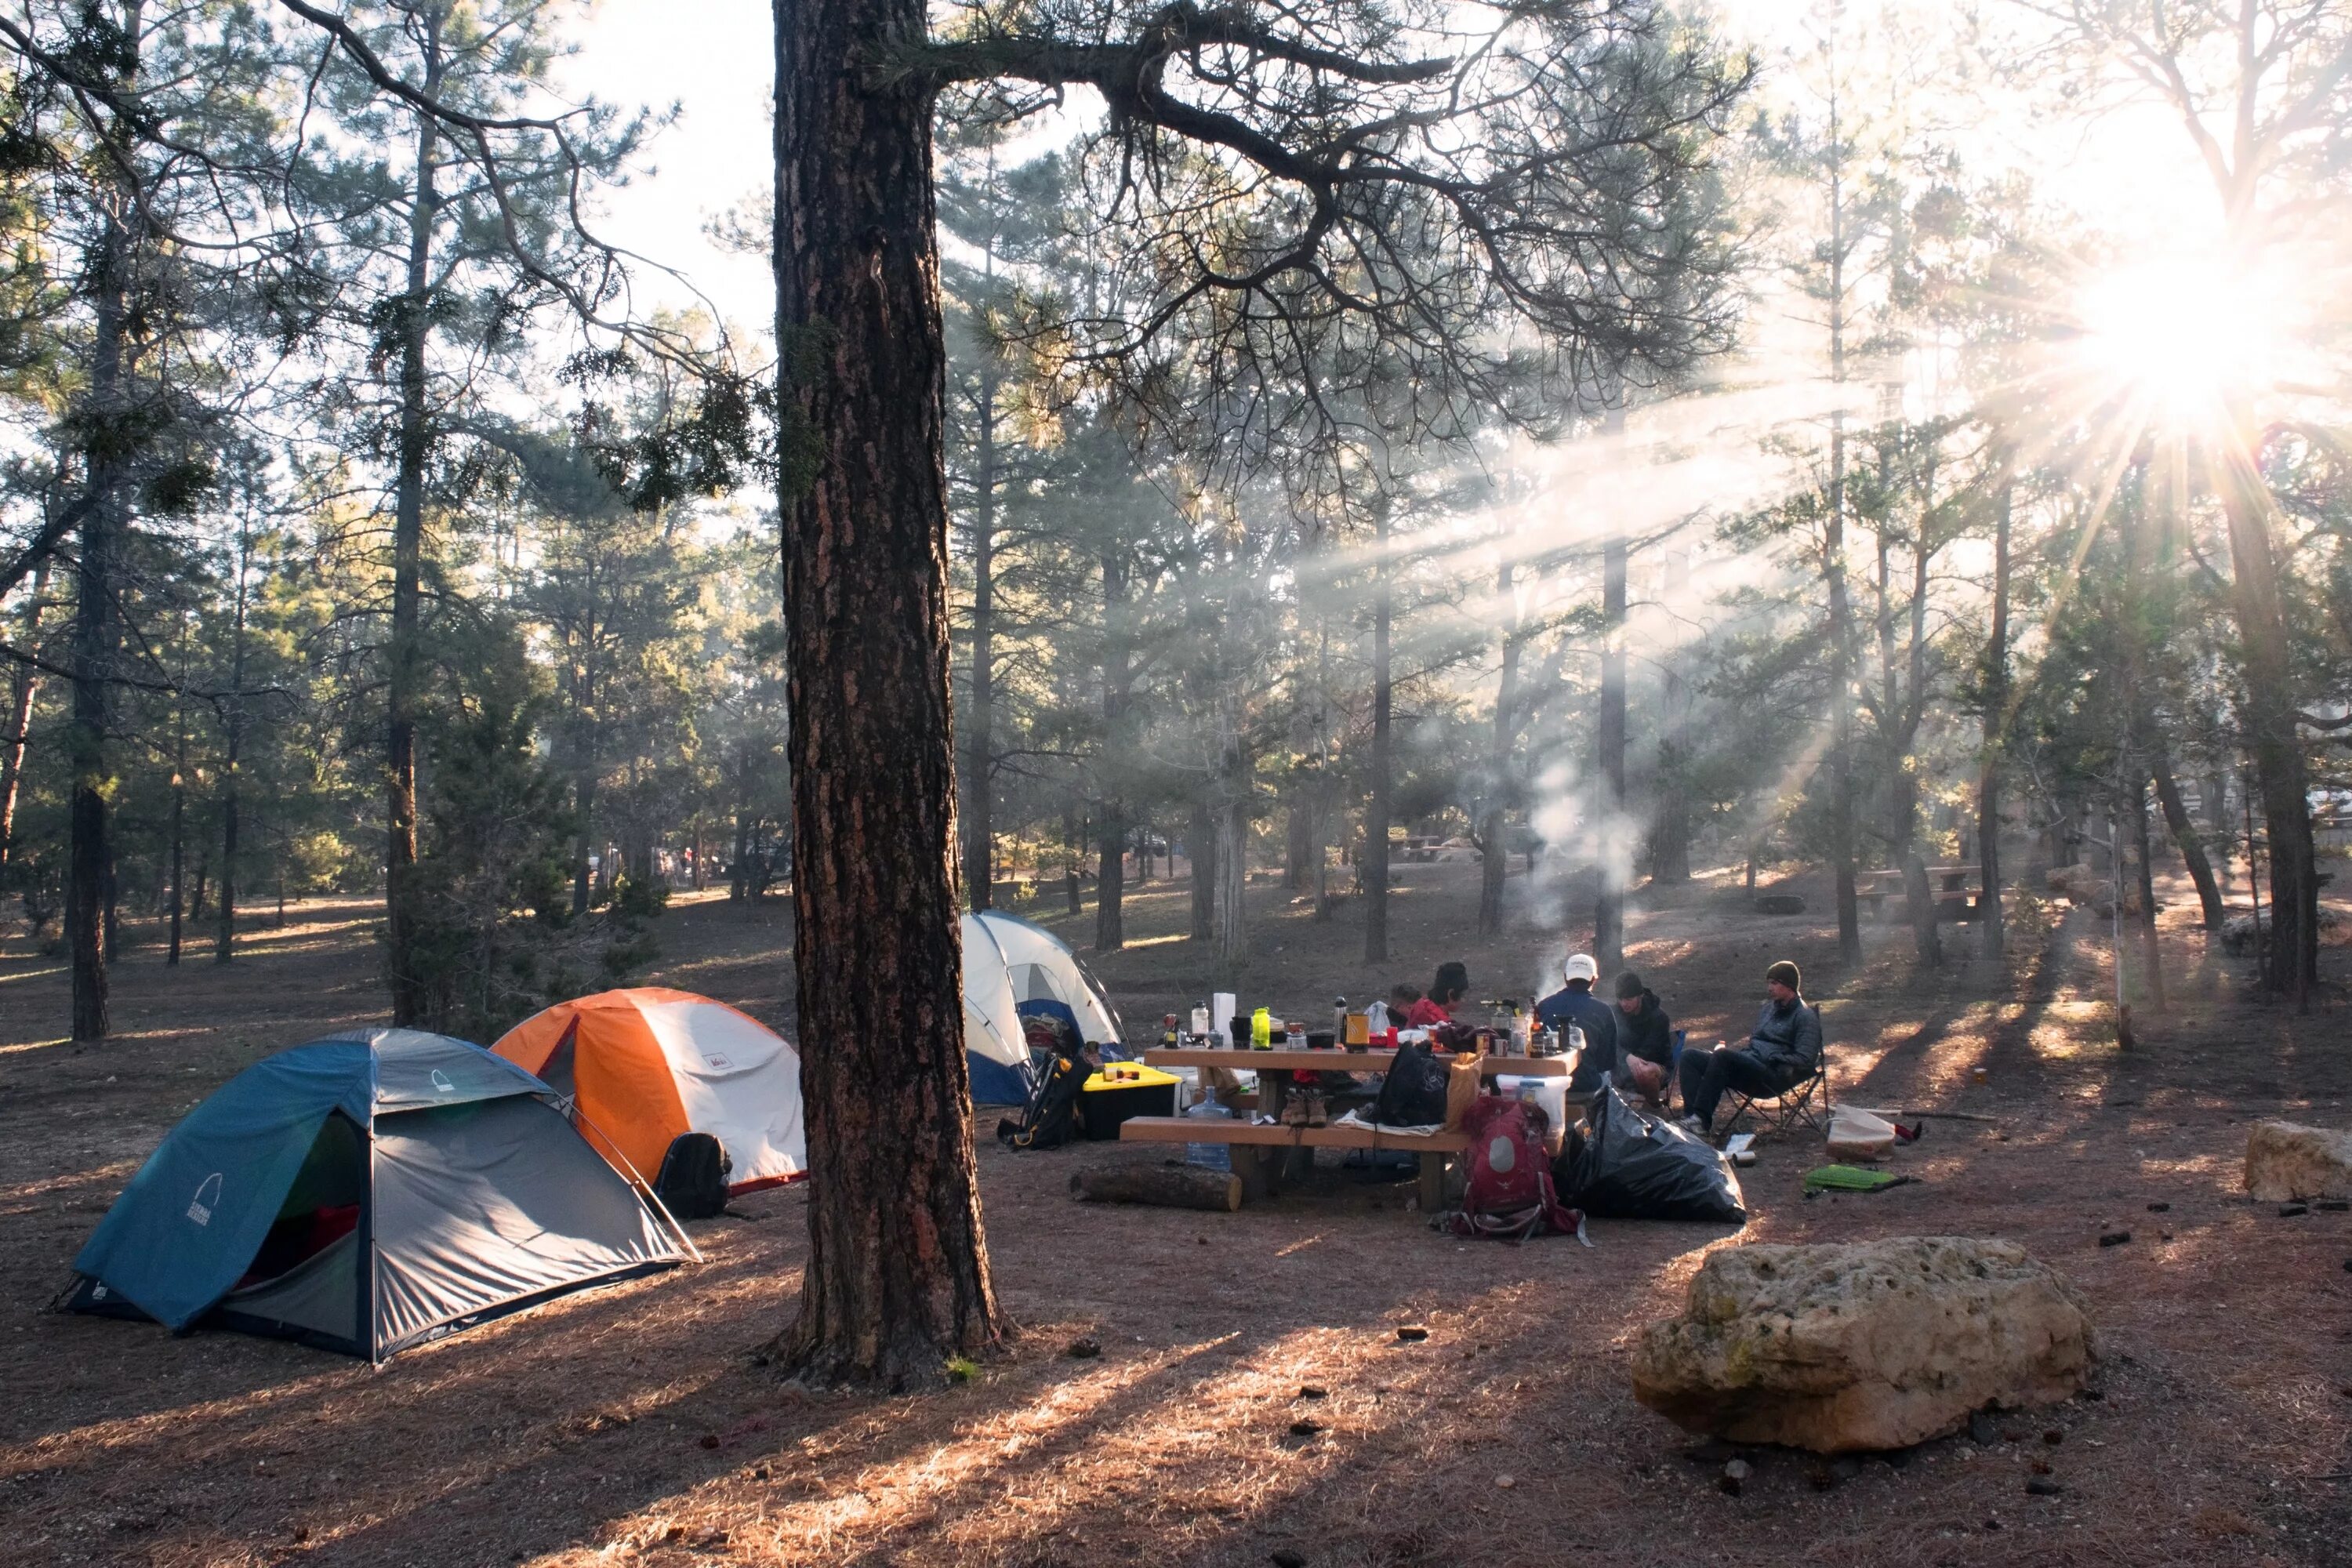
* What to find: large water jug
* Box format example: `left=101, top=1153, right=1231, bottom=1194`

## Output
left=1184, top=1099, right=1233, bottom=1171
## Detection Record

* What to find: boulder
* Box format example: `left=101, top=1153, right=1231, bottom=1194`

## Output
left=1632, top=1236, right=2096, bottom=1453
left=2245, top=1121, right=2352, bottom=1203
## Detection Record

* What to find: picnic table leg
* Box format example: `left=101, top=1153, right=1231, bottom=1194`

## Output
left=1232, top=1144, right=1276, bottom=1203
left=1417, top=1149, right=1446, bottom=1212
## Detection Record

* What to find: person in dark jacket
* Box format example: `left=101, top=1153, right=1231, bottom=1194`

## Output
left=1611, top=970, right=1674, bottom=1105
left=1679, top=960, right=1824, bottom=1134
left=1537, top=953, right=1617, bottom=1093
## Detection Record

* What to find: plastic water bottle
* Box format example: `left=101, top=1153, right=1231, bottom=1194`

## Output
left=1185, top=1100, right=1233, bottom=1171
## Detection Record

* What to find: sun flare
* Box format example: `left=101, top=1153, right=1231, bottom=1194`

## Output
left=2071, top=252, right=2278, bottom=430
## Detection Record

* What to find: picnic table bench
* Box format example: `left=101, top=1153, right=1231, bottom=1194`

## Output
left=1130, top=1045, right=1571, bottom=1208
left=1857, top=865, right=1985, bottom=920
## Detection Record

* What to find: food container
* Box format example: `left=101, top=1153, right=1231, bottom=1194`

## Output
left=1306, top=1030, right=1335, bottom=1051
left=1344, top=1012, right=1370, bottom=1047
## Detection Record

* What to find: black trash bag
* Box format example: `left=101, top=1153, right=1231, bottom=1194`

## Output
left=655, top=1131, right=731, bottom=1220
left=1370, top=1041, right=1450, bottom=1127
left=1555, top=1078, right=1746, bottom=1224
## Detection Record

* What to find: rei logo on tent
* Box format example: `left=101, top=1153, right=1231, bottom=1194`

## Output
left=703, top=1054, right=731, bottom=1070
left=430, top=1069, right=456, bottom=1094
left=187, top=1172, right=223, bottom=1226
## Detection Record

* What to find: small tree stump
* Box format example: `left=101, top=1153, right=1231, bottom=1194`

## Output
left=1070, top=1162, right=1243, bottom=1212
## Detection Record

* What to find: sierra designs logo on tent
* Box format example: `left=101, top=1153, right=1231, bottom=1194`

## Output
left=187, top=1172, right=223, bottom=1226
left=430, top=1069, right=456, bottom=1094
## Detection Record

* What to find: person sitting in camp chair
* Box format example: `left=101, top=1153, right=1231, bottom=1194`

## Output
left=1678, top=960, right=1821, bottom=1138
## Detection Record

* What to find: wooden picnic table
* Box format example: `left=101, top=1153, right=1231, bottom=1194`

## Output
left=1130, top=1044, right=1575, bottom=1210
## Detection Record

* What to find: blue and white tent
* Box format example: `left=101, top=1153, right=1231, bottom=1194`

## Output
left=961, top=910, right=1124, bottom=1104
left=66, top=1029, right=689, bottom=1361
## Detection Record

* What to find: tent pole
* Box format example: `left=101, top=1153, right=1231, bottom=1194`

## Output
left=563, top=1100, right=705, bottom=1264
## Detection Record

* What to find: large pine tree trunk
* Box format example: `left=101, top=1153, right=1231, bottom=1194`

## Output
left=1188, top=794, right=1215, bottom=942
left=2216, top=426, right=2317, bottom=1004
left=1595, top=532, right=1627, bottom=976
left=2128, top=771, right=2165, bottom=1011
left=1093, top=549, right=1128, bottom=950
left=1363, top=498, right=1392, bottom=964
left=771, top=0, right=1001, bottom=1386
left=1977, top=481, right=2009, bottom=960
left=961, top=370, right=996, bottom=910
left=385, top=29, right=444, bottom=1025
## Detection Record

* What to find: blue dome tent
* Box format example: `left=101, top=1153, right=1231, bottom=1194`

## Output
left=65, top=1029, right=691, bottom=1361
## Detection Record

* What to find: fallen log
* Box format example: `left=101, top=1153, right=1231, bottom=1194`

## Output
left=1071, top=1162, right=1243, bottom=1212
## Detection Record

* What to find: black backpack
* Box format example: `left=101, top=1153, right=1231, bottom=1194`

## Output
left=654, top=1131, right=731, bottom=1220
left=997, top=1051, right=1091, bottom=1151
left=1370, top=1041, right=1450, bottom=1128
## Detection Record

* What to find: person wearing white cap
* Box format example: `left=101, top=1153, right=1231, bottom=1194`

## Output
left=1535, top=951, right=1617, bottom=1094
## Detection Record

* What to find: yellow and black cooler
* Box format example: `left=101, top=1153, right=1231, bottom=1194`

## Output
left=1078, top=1063, right=1181, bottom=1140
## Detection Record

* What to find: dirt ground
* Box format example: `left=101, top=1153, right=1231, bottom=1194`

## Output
left=3, top=855, right=2350, bottom=1567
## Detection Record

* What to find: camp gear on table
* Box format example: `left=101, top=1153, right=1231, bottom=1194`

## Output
left=493, top=989, right=804, bottom=1195
left=1443, top=1097, right=1584, bottom=1243
left=654, top=1131, right=731, bottom=1220
left=66, top=1028, right=689, bottom=1361
left=1443, top=1052, right=1485, bottom=1131
left=997, top=1050, right=1093, bottom=1150
left=961, top=909, right=1125, bottom=1105
left=1076, top=1062, right=1181, bottom=1141
left=1555, top=1079, right=1748, bottom=1225
left=1372, top=1041, right=1451, bottom=1129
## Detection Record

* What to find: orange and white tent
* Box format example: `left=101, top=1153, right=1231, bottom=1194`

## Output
left=492, top=989, right=805, bottom=1195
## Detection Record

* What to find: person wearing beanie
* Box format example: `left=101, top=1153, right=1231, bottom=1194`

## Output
left=1611, top=970, right=1675, bottom=1105
left=1678, top=959, right=1824, bottom=1135
left=1535, top=951, right=1617, bottom=1094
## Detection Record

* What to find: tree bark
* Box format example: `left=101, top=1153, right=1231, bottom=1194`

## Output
left=1363, top=495, right=1392, bottom=964
left=1898, top=525, right=1938, bottom=967
left=1478, top=557, right=1520, bottom=935
left=1977, top=480, right=2009, bottom=960
left=385, top=20, right=445, bottom=1025
left=216, top=524, right=251, bottom=964
left=961, top=366, right=996, bottom=911
left=1821, top=103, right=1860, bottom=967
left=1595, top=527, right=1627, bottom=976
left=771, top=0, right=1002, bottom=1385
left=166, top=761, right=185, bottom=967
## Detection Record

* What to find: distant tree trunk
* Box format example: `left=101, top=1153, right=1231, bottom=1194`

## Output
left=216, top=535, right=250, bottom=965
left=1064, top=805, right=1083, bottom=915
left=1478, top=558, right=1521, bottom=935
left=2128, top=771, right=2165, bottom=1012
left=572, top=766, right=598, bottom=912
left=1822, top=144, right=1861, bottom=967
left=68, top=216, right=134, bottom=1041
left=2151, top=746, right=2223, bottom=930
left=166, top=760, right=186, bottom=967
left=1189, top=794, right=1215, bottom=942
left=2216, top=416, right=2317, bottom=1004
left=1364, top=495, right=1392, bottom=964
left=729, top=757, right=752, bottom=902
left=189, top=848, right=209, bottom=924
left=0, top=558, right=48, bottom=866
left=961, top=366, right=997, bottom=912
left=1896, top=533, right=1938, bottom=967
left=1285, top=795, right=1313, bottom=891
left=1646, top=664, right=1692, bottom=884
left=385, top=24, right=445, bottom=1026
left=1977, top=480, right=2009, bottom=961
left=103, top=844, right=121, bottom=964
left=1094, top=549, right=1129, bottom=951
left=771, top=0, right=1002, bottom=1386
left=1595, top=527, right=1627, bottom=975
left=1214, top=762, right=1247, bottom=975
left=2205, top=767, right=2233, bottom=903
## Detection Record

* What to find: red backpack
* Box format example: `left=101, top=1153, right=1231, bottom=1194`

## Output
left=1445, top=1096, right=1585, bottom=1243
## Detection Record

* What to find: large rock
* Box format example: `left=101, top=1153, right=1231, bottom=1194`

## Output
left=1632, top=1237, right=2096, bottom=1453
left=2245, top=1120, right=2352, bottom=1202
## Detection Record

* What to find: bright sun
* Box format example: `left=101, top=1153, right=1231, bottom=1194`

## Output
left=2071, top=252, right=2278, bottom=430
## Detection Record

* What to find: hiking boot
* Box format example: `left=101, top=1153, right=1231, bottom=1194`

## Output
left=1305, top=1092, right=1329, bottom=1127
left=1279, top=1094, right=1308, bottom=1127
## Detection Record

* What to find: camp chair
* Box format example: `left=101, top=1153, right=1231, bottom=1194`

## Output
left=1718, top=1004, right=1830, bottom=1139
